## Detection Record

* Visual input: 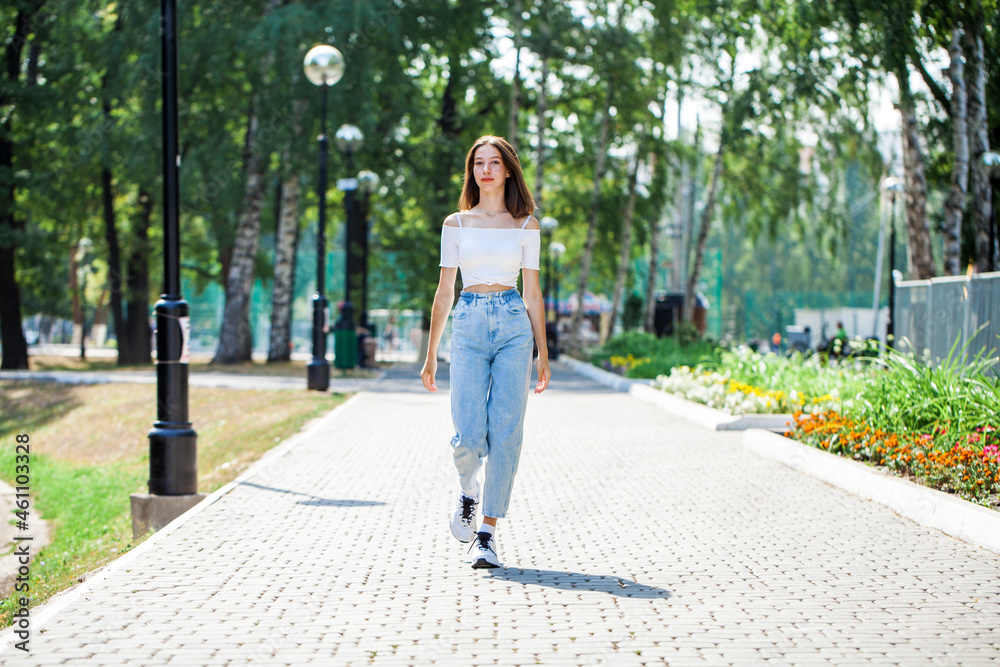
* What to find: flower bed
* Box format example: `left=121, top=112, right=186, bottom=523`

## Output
left=651, top=347, right=865, bottom=415
left=789, top=411, right=999, bottom=507
left=647, top=343, right=999, bottom=509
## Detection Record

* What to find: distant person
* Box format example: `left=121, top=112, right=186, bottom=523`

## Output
left=384, top=315, right=398, bottom=351
left=356, top=323, right=377, bottom=369
left=421, top=135, right=550, bottom=569
left=832, top=320, right=849, bottom=357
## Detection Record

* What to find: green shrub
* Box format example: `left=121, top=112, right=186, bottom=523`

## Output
left=849, top=343, right=999, bottom=441
left=590, top=331, right=722, bottom=378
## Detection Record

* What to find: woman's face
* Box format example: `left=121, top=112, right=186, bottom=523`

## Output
left=472, top=144, right=509, bottom=194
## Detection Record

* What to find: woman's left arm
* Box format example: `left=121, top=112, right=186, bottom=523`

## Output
left=521, top=268, right=550, bottom=393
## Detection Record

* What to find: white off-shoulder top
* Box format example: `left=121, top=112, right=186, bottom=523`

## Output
left=439, top=214, right=541, bottom=287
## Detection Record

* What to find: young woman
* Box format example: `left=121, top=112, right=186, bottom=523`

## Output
left=421, top=135, right=551, bottom=569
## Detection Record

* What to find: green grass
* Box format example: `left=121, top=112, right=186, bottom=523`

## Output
left=0, top=381, right=346, bottom=628
left=849, top=342, right=999, bottom=441
left=2, top=453, right=145, bottom=622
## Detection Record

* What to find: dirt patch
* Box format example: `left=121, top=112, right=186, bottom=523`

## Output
left=0, top=381, right=342, bottom=467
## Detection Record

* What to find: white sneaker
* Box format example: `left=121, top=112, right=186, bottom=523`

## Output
left=470, top=531, right=501, bottom=569
left=449, top=484, right=479, bottom=543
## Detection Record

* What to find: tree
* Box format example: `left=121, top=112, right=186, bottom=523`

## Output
left=508, top=0, right=524, bottom=147
left=268, top=166, right=302, bottom=363
left=0, top=1, right=49, bottom=369
left=943, top=27, right=969, bottom=276
left=566, top=2, right=654, bottom=349
left=569, top=76, right=614, bottom=349
left=964, top=8, right=996, bottom=272
left=609, top=146, right=642, bottom=333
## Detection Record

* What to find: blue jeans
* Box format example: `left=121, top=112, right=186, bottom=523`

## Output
left=449, top=288, right=534, bottom=519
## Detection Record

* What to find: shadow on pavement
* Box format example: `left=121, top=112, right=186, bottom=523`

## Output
left=238, top=481, right=386, bottom=508
left=486, top=568, right=671, bottom=598
left=297, top=498, right=386, bottom=507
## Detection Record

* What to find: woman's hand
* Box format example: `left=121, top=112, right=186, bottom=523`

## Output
left=421, top=357, right=438, bottom=392
left=534, top=356, right=550, bottom=394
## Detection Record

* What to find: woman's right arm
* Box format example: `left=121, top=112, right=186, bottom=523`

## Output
left=421, top=266, right=458, bottom=392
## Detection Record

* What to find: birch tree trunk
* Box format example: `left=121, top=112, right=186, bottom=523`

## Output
left=213, top=0, right=281, bottom=364
left=965, top=23, right=996, bottom=272
left=683, top=147, right=723, bottom=324
left=569, top=80, right=613, bottom=350
left=508, top=0, right=523, bottom=147
left=943, top=27, right=968, bottom=276
left=213, top=109, right=270, bottom=364
left=898, top=94, right=936, bottom=279
left=533, top=54, right=549, bottom=209
left=610, top=152, right=640, bottom=332
left=267, top=169, right=301, bottom=362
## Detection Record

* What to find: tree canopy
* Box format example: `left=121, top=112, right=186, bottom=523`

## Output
left=1, top=0, right=996, bottom=367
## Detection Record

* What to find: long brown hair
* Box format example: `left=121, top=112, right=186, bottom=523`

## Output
left=459, top=135, right=535, bottom=218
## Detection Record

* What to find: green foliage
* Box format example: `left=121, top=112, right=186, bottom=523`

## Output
left=712, top=347, right=869, bottom=401
left=785, top=341, right=1000, bottom=508
left=849, top=343, right=1000, bottom=440
left=590, top=330, right=721, bottom=378
left=621, top=292, right=644, bottom=331
left=5, top=0, right=997, bottom=352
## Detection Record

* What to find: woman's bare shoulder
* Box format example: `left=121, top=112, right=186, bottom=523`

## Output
left=443, top=212, right=463, bottom=228
left=523, top=215, right=540, bottom=230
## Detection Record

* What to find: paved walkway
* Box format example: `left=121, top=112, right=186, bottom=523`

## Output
left=3, top=362, right=999, bottom=665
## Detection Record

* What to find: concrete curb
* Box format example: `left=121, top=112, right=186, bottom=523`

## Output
left=628, top=383, right=732, bottom=430
left=558, top=355, right=1000, bottom=554
left=743, top=429, right=1000, bottom=554
left=0, top=393, right=364, bottom=653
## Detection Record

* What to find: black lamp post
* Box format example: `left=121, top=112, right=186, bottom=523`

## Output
left=148, top=0, right=197, bottom=497
left=334, top=123, right=363, bottom=369
left=549, top=241, right=565, bottom=359
left=303, top=45, right=345, bottom=390
left=356, top=170, right=380, bottom=331
left=540, top=216, right=558, bottom=321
